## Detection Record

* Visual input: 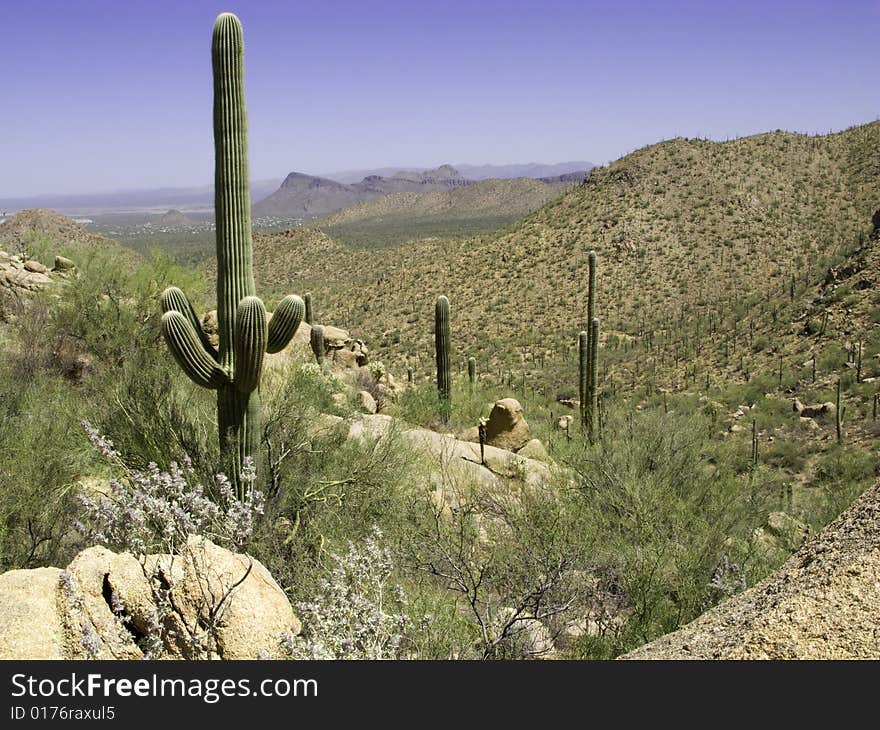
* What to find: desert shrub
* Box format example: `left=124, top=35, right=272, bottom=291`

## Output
left=95, top=346, right=218, bottom=478
left=0, top=367, right=93, bottom=570
left=280, top=526, right=426, bottom=659
left=38, top=248, right=205, bottom=377
left=392, top=380, right=496, bottom=431
left=810, top=445, right=877, bottom=525
left=251, top=413, right=422, bottom=605
left=405, top=470, right=589, bottom=660
left=561, top=406, right=770, bottom=657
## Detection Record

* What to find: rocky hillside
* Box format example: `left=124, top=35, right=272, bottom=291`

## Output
left=622, top=477, right=880, bottom=659
left=0, top=208, right=116, bottom=254
left=321, top=177, right=566, bottom=226
left=253, top=164, right=470, bottom=219
left=245, top=122, right=880, bottom=378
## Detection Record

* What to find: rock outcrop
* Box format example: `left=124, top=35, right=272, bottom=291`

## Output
left=0, top=538, right=299, bottom=660
left=484, top=398, right=531, bottom=452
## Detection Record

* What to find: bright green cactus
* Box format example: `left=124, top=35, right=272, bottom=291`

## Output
left=435, top=295, right=451, bottom=413
left=160, top=13, right=304, bottom=494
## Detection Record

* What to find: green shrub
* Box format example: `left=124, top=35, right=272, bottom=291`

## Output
left=562, top=406, right=771, bottom=656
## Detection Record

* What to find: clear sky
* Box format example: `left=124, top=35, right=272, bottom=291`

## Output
left=1, top=0, right=877, bottom=197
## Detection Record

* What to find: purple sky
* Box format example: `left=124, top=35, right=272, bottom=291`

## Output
left=1, top=0, right=877, bottom=197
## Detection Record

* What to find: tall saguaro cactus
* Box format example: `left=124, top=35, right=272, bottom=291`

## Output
left=578, top=330, right=589, bottom=430
left=435, top=295, right=451, bottom=415
left=588, top=317, right=600, bottom=442
left=587, top=251, right=596, bottom=398
left=160, top=13, right=305, bottom=493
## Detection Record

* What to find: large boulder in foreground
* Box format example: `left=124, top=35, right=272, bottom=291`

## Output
left=0, top=538, right=299, bottom=660
left=484, top=398, right=531, bottom=452
left=622, top=480, right=880, bottom=659
left=0, top=568, right=67, bottom=659
left=146, top=536, right=300, bottom=660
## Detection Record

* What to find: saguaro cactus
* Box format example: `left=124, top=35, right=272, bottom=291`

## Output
left=435, top=295, right=451, bottom=412
left=578, top=331, right=588, bottom=430
left=588, top=317, right=599, bottom=441
left=310, top=324, right=325, bottom=366
left=585, top=251, right=597, bottom=391
left=304, top=292, right=313, bottom=325
left=160, top=14, right=304, bottom=493
left=467, top=356, right=476, bottom=391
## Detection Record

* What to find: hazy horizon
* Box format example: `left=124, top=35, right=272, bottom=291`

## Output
left=2, top=0, right=878, bottom=198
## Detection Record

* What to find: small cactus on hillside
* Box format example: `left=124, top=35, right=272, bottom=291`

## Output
left=304, top=292, right=313, bottom=325
left=467, top=356, right=476, bottom=391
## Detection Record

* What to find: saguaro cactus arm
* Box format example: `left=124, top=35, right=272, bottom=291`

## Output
left=161, top=311, right=228, bottom=389
left=161, top=286, right=218, bottom=359
left=266, top=294, right=305, bottom=353
left=233, top=296, right=267, bottom=393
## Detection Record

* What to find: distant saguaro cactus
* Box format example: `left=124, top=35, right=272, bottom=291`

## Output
left=304, top=292, right=313, bottom=325
left=467, top=356, right=476, bottom=391
left=435, top=295, right=451, bottom=414
left=310, top=324, right=325, bottom=366
left=160, top=14, right=305, bottom=494
left=578, top=331, right=588, bottom=431
left=588, top=317, right=599, bottom=442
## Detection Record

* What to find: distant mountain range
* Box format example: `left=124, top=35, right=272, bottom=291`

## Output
left=321, top=161, right=593, bottom=184
left=253, top=163, right=592, bottom=219
left=0, top=161, right=593, bottom=220
left=252, top=164, right=472, bottom=218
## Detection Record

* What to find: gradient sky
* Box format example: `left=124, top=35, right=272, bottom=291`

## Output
left=1, top=0, right=877, bottom=197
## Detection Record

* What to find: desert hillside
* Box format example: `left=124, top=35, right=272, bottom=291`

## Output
left=318, top=177, right=571, bottom=245
left=247, top=122, right=880, bottom=382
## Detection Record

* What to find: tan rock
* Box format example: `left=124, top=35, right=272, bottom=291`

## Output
left=64, top=546, right=149, bottom=659
left=0, top=568, right=66, bottom=659
left=201, top=310, right=219, bottom=348
left=332, top=347, right=361, bottom=370
left=146, top=536, right=300, bottom=660
left=357, top=390, right=378, bottom=414
left=348, top=413, right=395, bottom=442
left=484, top=398, right=531, bottom=452
left=518, top=438, right=551, bottom=463
left=0, top=539, right=299, bottom=661
left=24, top=259, right=49, bottom=274
left=53, top=255, right=76, bottom=271
left=802, top=402, right=836, bottom=418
